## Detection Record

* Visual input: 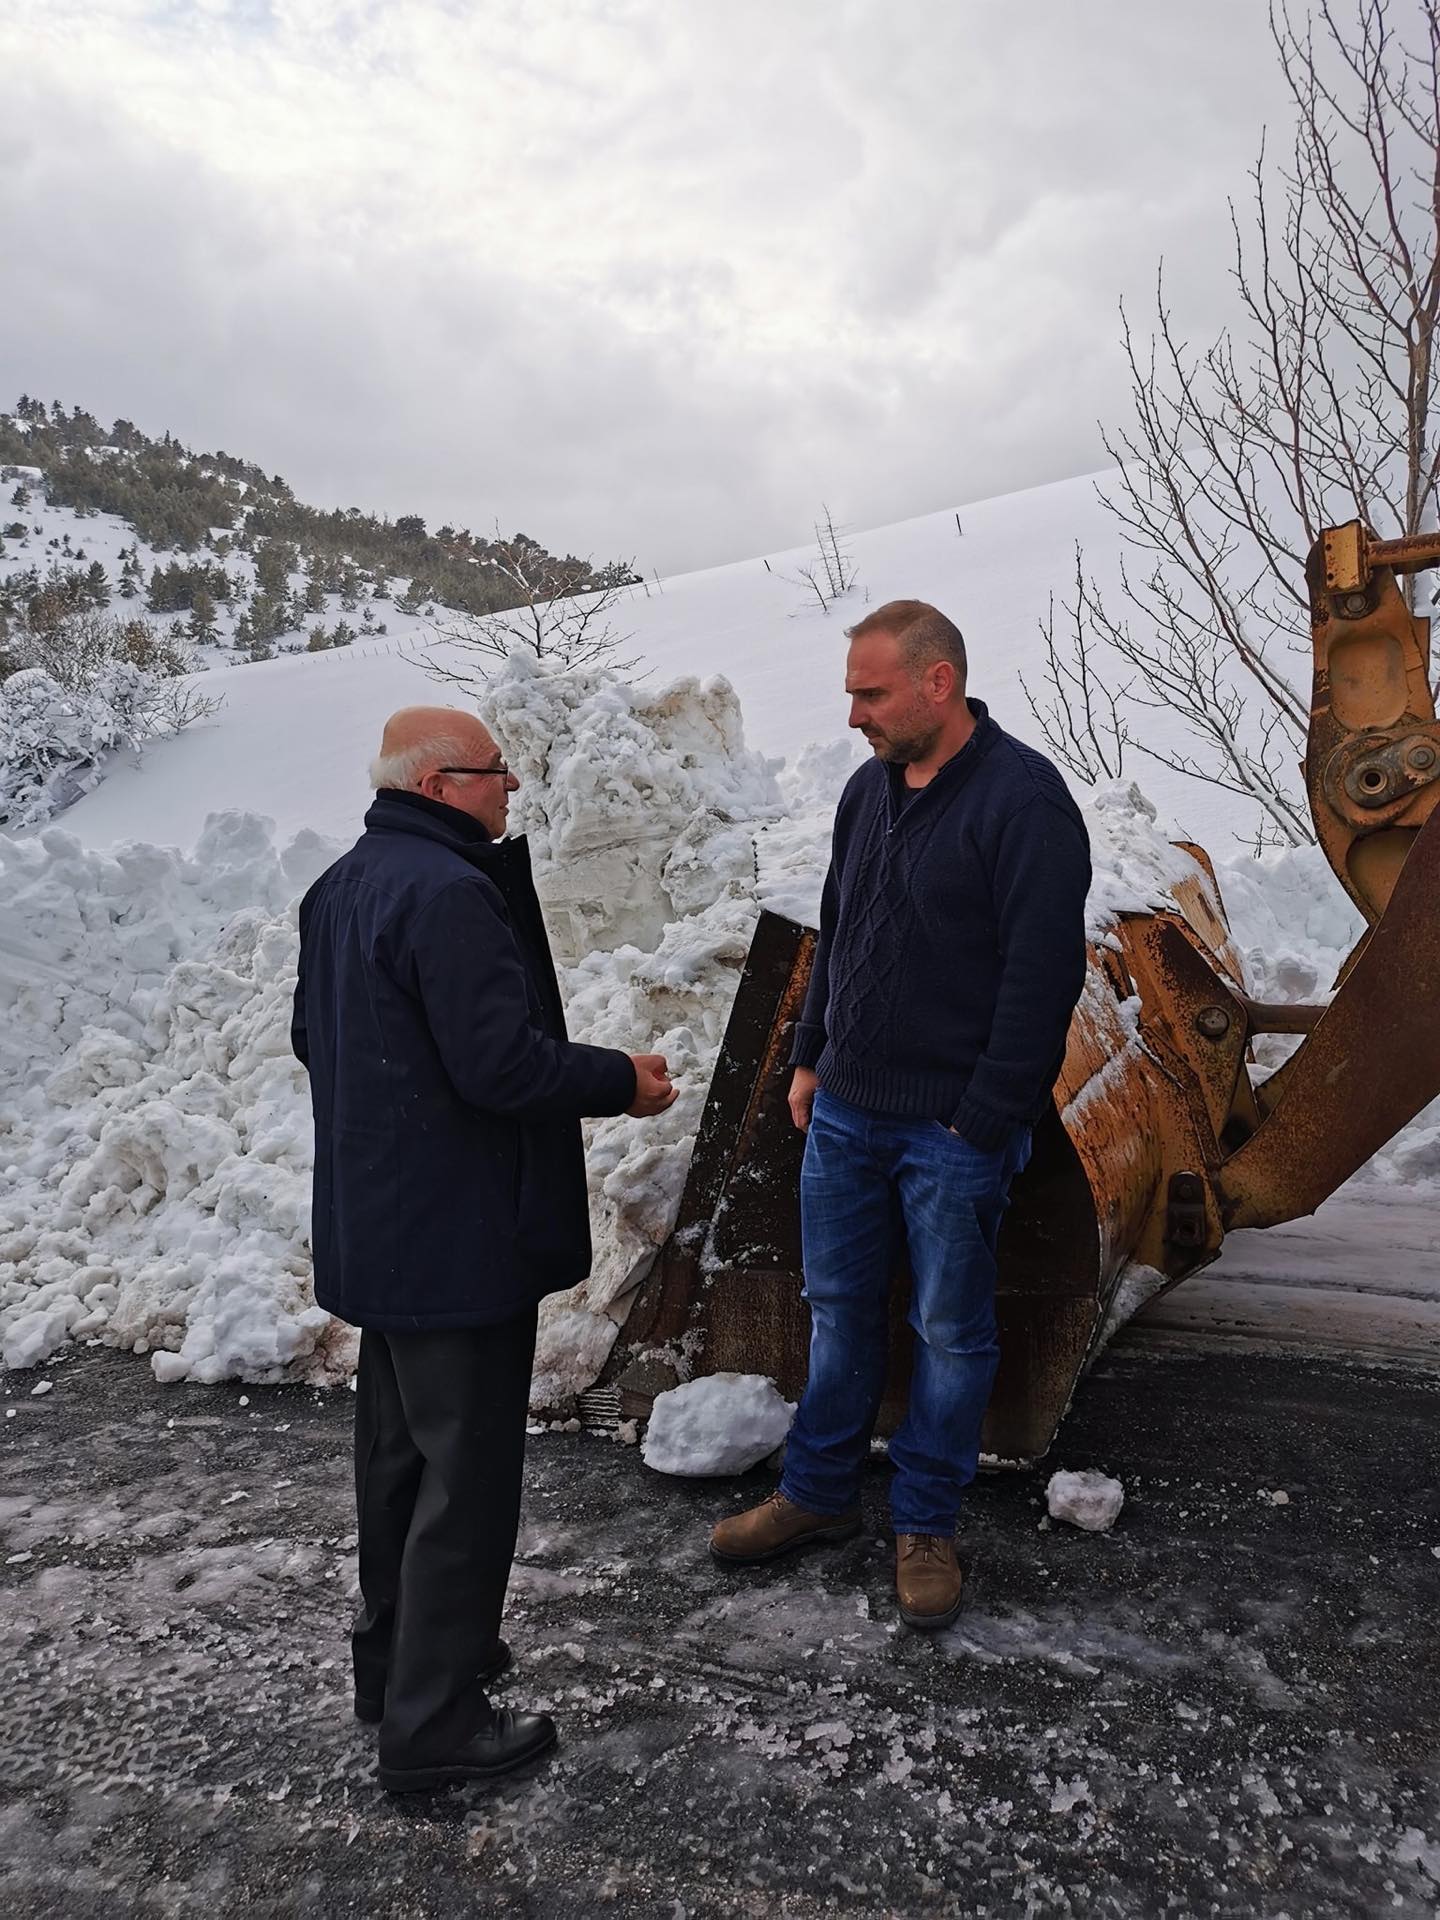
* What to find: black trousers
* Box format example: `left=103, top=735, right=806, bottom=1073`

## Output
left=351, top=1311, right=538, bottom=1764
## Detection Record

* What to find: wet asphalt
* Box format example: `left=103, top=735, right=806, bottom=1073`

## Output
left=2, top=1336, right=1438, bottom=1918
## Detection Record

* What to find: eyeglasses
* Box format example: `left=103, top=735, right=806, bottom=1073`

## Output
left=437, top=764, right=513, bottom=779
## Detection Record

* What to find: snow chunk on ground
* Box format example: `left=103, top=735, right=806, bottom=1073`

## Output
left=641, top=1372, right=795, bottom=1477
left=1045, top=1468, right=1125, bottom=1533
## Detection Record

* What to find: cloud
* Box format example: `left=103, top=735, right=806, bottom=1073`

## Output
left=0, top=1, right=1292, bottom=570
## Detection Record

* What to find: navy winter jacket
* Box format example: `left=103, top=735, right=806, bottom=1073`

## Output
left=791, top=702, right=1092, bottom=1150
left=292, top=790, right=637, bottom=1330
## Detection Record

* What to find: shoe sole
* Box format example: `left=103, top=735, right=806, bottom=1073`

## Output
left=355, top=1644, right=513, bottom=1724
left=377, top=1724, right=558, bottom=1793
left=897, top=1594, right=964, bottom=1631
left=709, top=1515, right=862, bottom=1566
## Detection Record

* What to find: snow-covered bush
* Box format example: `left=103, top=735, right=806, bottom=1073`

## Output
left=0, top=666, right=135, bottom=827
left=0, top=614, right=219, bottom=830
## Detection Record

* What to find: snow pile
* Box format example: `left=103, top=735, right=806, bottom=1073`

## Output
left=480, top=653, right=788, bottom=1406
left=481, top=650, right=783, bottom=961
left=641, top=1372, right=795, bottom=1477
left=0, top=658, right=792, bottom=1402
left=0, top=814, right=344, bottom=1381
left=1045, top=1468, right=1126, bottom=1533
left=1217, top=840, right=1365, bottom=1001
left=755, top=736, right=867, bottom=926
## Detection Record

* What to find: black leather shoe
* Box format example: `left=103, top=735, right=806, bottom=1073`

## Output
left=377, top=1710, right=558, bottom=1792
left=354, top=1640, right=513, bottom=1725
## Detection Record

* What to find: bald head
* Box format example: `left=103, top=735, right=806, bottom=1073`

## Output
left=374, top=706, right=494, bottom=775
left=370, top=705, right=518, bottom=838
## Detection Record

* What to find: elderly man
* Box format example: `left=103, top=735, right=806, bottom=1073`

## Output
left=710, top=603, right=1091, bottom=1630
left=293, top=705, right=675, bottom=1792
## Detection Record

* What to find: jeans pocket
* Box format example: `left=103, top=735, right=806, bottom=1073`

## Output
left=932, top=1121, right=1003, bottom=1156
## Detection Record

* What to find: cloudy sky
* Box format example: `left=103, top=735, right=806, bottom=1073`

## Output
left=1, top=1, right=1294, bottom=572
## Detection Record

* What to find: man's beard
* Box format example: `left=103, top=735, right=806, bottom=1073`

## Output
left=865, top=718, right=943, bottom=765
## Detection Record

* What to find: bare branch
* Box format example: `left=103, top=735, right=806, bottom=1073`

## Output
left=1086, top=0, right=1440, bottom=841
left=418, top=527, right=639, bottom=698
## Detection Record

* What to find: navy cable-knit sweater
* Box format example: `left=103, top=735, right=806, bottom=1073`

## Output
left=790, top=701, right=1092, bottom=1150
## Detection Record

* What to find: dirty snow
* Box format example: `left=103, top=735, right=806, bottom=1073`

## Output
left=641, top=1372, right=795, bottom=1477
left=1046, top=1468, right=1126, bottom=1533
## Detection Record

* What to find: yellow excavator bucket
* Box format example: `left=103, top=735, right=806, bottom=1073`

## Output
left=604, top=525, right=1440, bottom=1462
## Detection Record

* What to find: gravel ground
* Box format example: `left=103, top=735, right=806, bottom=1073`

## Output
left=3, top=1338, right=1438, bottom=1918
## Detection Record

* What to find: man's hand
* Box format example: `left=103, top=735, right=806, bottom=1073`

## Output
left=627, top=1053, right=678, bottom=1118
left=788, top=1066, right=818, bottom=1132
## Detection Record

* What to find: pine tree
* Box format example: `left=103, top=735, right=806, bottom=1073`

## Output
left=188, top=588, right=218, bottom=646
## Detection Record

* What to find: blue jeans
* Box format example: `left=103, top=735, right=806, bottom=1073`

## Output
left=779, top=1089, right=1031, bottom=1536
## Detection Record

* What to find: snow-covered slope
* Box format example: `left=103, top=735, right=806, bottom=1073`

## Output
left=0, top=476, right=440, bottom=671
left=46, top=469, right=1252, bottom=855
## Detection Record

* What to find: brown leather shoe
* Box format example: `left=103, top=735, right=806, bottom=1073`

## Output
left=710, top=1490, right=861, bottom=1565
left=895, top=1533, right=963, bottom=1629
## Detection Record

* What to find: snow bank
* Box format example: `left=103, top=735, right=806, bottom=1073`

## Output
left=2, top=655, right=1434, bottom=1400
left=1046, top=1468, right=1125, bottom=1533
left=0, top=815, right=345, bottom=1382
left=484, top=652, right=782, bottom=960
left=641, top=1372, right=795, bottom=1477
left=0, top=655, right=790, bottom=1401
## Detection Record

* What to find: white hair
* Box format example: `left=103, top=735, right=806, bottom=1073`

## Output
left=368, top=731, right=478, bottom=792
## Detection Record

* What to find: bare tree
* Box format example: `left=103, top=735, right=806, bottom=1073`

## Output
left=1027, top=0, right=1440, bottom=844
left=1018, top=549, right=1131, bottom=783
left=422, top=531, right=639, bottom=695
left=788, top=505, right=860, bottom=613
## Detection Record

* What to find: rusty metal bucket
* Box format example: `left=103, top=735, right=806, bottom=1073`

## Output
left=605, top=853, right=1252, bottom=1464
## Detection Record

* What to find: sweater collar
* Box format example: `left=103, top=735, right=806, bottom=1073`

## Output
left=885, top=699, right=997, bottom=823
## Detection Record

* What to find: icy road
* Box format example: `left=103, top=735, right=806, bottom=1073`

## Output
left=1, top=1189, right=1437, bottom=1918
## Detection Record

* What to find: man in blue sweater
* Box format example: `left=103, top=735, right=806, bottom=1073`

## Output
left=710, top=602, right=1091, bottom=1628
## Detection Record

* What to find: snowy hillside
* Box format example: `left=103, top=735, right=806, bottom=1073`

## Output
left=32, top=469, right=1251, bottom=855
left=0, top=454, right=446, bottom=671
